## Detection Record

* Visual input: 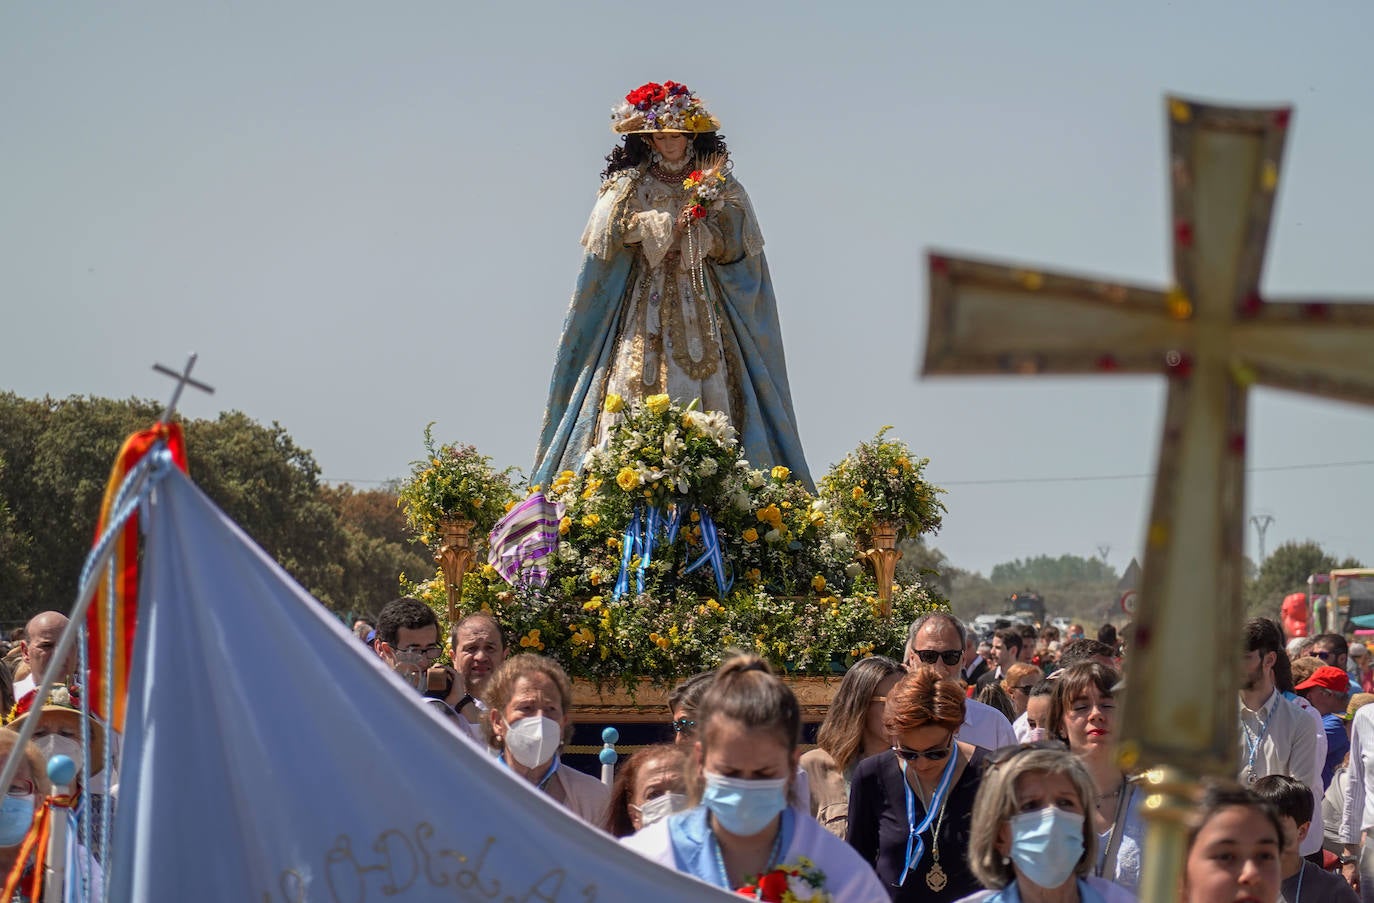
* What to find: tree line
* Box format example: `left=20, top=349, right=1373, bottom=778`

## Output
left=0, top=393, right=431, bottom=628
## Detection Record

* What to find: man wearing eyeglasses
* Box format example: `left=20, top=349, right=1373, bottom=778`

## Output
left=903, top=613, right=1016, bottom=752
left=374, top=597, right=469, bottom=728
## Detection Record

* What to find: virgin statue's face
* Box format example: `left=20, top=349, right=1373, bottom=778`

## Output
left=650, top=132, right=690, bottom=164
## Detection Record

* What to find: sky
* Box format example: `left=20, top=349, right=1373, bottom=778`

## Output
left=2, top=2, right=1371, bottom=580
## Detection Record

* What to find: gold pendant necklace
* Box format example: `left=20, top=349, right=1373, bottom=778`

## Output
left=925, top=768, right=952, bottom=892
left=925, top=861, right=948, bottom=892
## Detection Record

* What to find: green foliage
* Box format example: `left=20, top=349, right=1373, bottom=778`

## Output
left=1245, top=540, right=1364, bottom=618
left=0, top=393, right=428, bottom=624
left=990, top=554, right=1118, bottom=585
left=820, top=426, right=946, bottom=543
left=396, top=423, right=518, bottom=544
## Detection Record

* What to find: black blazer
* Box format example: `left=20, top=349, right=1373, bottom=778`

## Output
left=845, top=747, right=986, bottom=902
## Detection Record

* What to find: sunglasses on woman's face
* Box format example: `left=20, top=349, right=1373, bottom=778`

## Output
left=1013, top=684, right=1036, bottom=695
left=892, top=738, right=954, bottom=762
left=912, top=648, right=963, bottom=666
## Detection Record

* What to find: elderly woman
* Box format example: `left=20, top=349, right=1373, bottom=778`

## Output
left=955, top=744, right=1134, bottom=902
left=0, top=729, right=49, bottom=899
left=483, top=654, right=609, bottom=826
left=847, top=666, right=986, bottom=902
left=1047, top=662, right=1145, bottom=894
left=623, top=654, right=887, bottom=900
left=1180, top=781, right=1283, bottom=903
left=604, top=743, right=688, bottom=838
left=801, top=656, right=904, bottom=838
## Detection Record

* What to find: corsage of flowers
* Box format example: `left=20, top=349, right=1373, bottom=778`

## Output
left=736, top=857, right=832, bottom=902
left=682, top=156, right=729, bottom=221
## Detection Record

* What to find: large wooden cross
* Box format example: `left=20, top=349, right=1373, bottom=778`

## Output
left=923, top=97, right=1374, bottom=780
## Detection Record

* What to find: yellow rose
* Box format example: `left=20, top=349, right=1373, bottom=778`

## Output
left=604, top=393, right=625, bottom=413
left=616, top=467, right=642, bottom=491
left=746, top=568, right=762, bottom=583
left=852, top=486, right=865, bottom=499
left=645, top=394, right=671, bottom=415
left=812, top=575, right=827, bottom=592
left=558, top=516, right=571, bottom=536
left=742, top=527, right=759, bottom=543
left=771, top=465, right=790, bottom=482
left=583, top=597, right=603, bottom=611
left=581, top=513, right=601, bottom=528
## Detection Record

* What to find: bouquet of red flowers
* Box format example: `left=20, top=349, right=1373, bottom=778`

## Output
left=735, top=857, right=831, bottom=902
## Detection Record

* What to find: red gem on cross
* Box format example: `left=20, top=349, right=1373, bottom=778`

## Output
left=1304, top=302, right=1331, bottom=320
left=1239, top=292, right=1263, bottom=317
left=1273, top=108, right=1292, bottom=129
left=1174, top=220, right=1194, bottom=248
left=1095, top=354, right=1119, bottom=371
left=1229, top=433, right=1246, bottom=455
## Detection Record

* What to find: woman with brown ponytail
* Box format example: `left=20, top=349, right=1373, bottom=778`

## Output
left=621, top=654, right=886, bottom=900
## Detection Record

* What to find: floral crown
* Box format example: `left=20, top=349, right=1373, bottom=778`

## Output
left=611, top=81, right=720, bottom=134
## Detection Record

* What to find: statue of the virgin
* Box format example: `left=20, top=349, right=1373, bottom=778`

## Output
left=532, top=80, right=812, bottom=489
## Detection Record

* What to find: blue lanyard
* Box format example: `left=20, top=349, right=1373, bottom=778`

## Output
left=710, top=820, right=785, bottom=891
left=897, top=745, right=959, bottom=887
left=1241, top=704, right=1272, bottom=778
left=498, top=753, right=560, bottom=791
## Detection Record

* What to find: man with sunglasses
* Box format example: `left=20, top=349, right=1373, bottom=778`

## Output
left=1310, top=633, right=1351, bottom=672
left=903, top=613, right=1016, bottom=751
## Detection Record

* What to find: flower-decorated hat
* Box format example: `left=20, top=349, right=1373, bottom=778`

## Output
left=6, top=684, right=106, bottom=772
left=611, top=81, right=720, bottom=134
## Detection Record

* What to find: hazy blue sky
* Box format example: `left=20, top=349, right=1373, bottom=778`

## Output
left=3, top=2, right=1371, bottom=579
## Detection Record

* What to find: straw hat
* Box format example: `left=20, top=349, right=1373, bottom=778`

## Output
left=7, top=685, right=106, bottom=771
left=611, top=81, right=720, bottom=134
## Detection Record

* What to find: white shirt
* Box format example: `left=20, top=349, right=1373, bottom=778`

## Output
left=1239, top=689, right=1322, bottom=855
left=954, top=876, right=1136, bottom=903
left=1290, top=693, right=1327, bottom=856
left=1340, top=703, right=1374, bottom=842
left=959, top=698, right=1018, bottom=751
left=1013, top=710, right=1033, bottom=743
left=622, top=809, right=889, bottom=902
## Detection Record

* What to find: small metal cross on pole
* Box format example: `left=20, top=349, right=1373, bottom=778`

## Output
left=152, top=352, right=215, bottom=423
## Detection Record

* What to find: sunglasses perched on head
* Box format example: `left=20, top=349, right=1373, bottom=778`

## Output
left=912, top=648, right=963, bottom=666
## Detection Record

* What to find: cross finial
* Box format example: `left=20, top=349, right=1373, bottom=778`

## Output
left=152, top=353, right=215, bottom=423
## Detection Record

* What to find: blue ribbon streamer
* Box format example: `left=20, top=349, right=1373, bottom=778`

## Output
left=612, top=503, right=733, bottom=601
left=682, top=507, right=733, bottom=598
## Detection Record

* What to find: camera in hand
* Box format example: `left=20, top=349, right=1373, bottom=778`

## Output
left=424, top=667, right=453, bottom=700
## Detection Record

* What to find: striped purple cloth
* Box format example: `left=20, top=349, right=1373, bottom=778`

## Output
left=487, top=493, right=560, bottom=587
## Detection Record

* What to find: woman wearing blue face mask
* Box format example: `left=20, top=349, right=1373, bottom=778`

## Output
left=956, top=745, right=1136, bottom=903
left=622, top=654, right=888, bottom=901
left=0, top=729, right=50, bottom=900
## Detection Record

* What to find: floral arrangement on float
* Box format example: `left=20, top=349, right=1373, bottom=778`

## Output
left=820, top=425, right=945, bottom=543
left=398, top=401, right=947, bottom=687
left=396, top=423, right=519, bottom=546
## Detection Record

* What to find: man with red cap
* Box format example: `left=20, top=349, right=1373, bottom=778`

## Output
left=1297, top=665, right=1352, bottom=788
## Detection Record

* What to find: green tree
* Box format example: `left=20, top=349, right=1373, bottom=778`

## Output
left=0, top=393, right=431, bottom=623
left=990, top=554, right=1118, bottom=585
left=1245, top=540, right=1363, bottom=618
left=894, top=538, right=953, bottom=598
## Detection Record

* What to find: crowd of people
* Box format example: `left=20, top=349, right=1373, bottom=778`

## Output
left=0, top=599, right=1369, bottom=902
left=346, top=600, right=1374, bottom=902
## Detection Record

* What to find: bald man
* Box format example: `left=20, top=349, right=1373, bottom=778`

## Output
left=14, top=611, right=73, bottom=699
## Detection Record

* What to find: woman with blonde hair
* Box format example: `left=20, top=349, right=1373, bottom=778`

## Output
left=483, top=654, right=609, bottom=826
left=955, top=744, right=1133, bottom=902
left=622, top=654, right=886, bottom=900
left=847, top=666, right=986, bottom=901
left=800, top=655, right=904, bottom=837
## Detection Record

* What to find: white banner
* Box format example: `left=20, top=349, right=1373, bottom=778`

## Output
left=108, top=468, right=734, bottom=901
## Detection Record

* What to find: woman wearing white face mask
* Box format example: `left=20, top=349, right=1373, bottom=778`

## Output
left=604, top=743, right=689, bottom=837
left=956, top=744, right=1135, bottom=903
left=0, top=730, right=49, bottom=898
left=482, top=655, right=609, bottom=826
left=622, top=654, right=888, bottom=901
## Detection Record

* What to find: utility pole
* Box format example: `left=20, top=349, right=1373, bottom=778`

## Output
left=1249, top=514, right=1275, bottom=563
left=1096, top=544, right=1111, bottom=565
